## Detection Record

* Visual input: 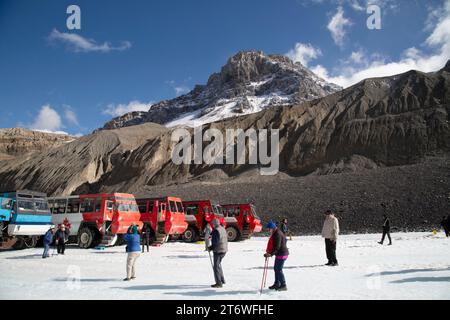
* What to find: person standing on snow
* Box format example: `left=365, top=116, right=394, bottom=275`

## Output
left=123, top=225, right=140, bottom=281
left=322, top=210, right=339, bottom=266
left=208, top=218, right=228, bottom=288
left=378, top=214, right=392, bottom=245
left=264, top=221, right=289, bottom=291
left=280, top=218, right=292, bottom=241
left=55, top=224, right=70, bottom=255
left=441, top=216, right=450, bottom=237
left=141, top=224, right=151, bottom=253
left=42, top=226, right=56, bottom=259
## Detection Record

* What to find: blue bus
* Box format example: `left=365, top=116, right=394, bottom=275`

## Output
left=0, top=190, right=53, bottom=249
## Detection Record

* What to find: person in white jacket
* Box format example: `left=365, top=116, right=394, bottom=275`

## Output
left=321, top=210, right=340, bottom=266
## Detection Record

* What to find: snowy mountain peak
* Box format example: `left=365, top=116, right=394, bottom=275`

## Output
left=103, top=50, right=342, bottom=129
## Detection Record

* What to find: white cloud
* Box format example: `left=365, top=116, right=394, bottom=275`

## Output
left=310, top=0, right=450, bottom=88
left=30, top=105, right=63, bottom=132
left=63, top=105, right=79, bottom=126
left=174, top=85, right=190, bottom=96
left=103, top=100, right=152, bottom=117
left=286, top=43, right=322, bottom=66
left=327, top=6, right=352, bottom=47
left=48, top=29, right=131, bottom=53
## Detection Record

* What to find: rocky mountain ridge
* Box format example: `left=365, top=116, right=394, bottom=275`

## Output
left=103, top=50, right=342, bottom=129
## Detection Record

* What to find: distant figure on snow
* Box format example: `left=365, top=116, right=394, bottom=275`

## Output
left=208, top=218, right=228, bottom=288
left=378, top=214, right=392, bottom=245
left=264, top=221, right=289, bottom=291
left=123, top=225, right=140, bottom=281
left=141, top=224, right=151, bottom=253
left=280, top=218, right=292, bottom=241
left=55, top=224, right=70, bottom=255
left=42, top=226, right=56, bottom=259
left=322, top=210, right=339, bottom=266
left=441, top=215, right=450, bottom=237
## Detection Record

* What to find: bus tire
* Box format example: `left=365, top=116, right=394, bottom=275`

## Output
left=78, top=227, right=95, bottom=248
left=226, top=226, right=240, bottom=242
left=183, top=227, right=198, bottom=243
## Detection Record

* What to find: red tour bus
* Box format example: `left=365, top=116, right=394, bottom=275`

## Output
left=49, top=193, right=143, bottom=248
left=181, top=200, right=226, bottom=242
left=221, top=203, right=263, bottom=241
left=136, top=196, right=188, bottom=245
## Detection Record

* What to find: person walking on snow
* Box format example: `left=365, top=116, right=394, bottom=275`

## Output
left=208, top=218, right=228, bottom=288
left=441, top=216, right=449, bottom=237
left=42, top=227, right=56, bottom=259
left=378, top=214, right=392, bottom=245
left=55, top=224, right=70, bottom=255
left=123, top=225, right=140, bottom=281
left=264, top=221, right=289, bottom=291
left=322, top=210, right=339, bottom=266
left=141, top=224, right=151, bottom=252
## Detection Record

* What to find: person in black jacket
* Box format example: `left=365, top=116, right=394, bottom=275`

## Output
left=378, top=214, right=392, bottom=245
left=441, top=216, right=449, bottom=237
left=264, top=221, right=289, bottom=291
left=141, top=224, right=151, bottom=252
left=55, top=224, right=70, bottom=254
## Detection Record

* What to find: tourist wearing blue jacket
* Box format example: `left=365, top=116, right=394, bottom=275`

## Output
left=123, top=224, right=140, bottom=281
left=42, top=227, right=56, bottom=259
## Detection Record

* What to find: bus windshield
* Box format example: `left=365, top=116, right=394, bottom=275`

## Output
left=17, top=200, right=34, bottom=212
left=117, top=203, right=139, bottom=212
left=250, top=206, right=259, bottom=219
left=213, top=205, right=223, bottom=216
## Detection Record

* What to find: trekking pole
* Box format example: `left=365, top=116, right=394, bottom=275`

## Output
left=260, top=257, right=269, bottom=295
left=208, top=250, right=214, bottom=271
left=263, top=257, right=269, bottom=288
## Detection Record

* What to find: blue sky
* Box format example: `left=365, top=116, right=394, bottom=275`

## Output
left=0, top=0, right=449, bottom=135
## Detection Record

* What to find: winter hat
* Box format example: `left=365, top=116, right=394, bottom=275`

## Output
left=132, top=225, right=138, bottom=234
left=212, top=218, right=220, bottom=227
left=265, top=221, right=276, bottom=229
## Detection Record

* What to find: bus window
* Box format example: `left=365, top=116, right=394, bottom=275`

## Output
left=185, top=204, right=198, bottom=215
left=35, top=201, right=49, bottom=212
left=176, top=202, right=183, bottom=213
left=169, top=201, right=177, bottom=213
left=106, top=201, right=113, bottom=212
left=81, top=198, right=94, bottom=213
left=67, top=199, right=81, bottom=214
left=95, top=198, right=102, bottom=212
left=1, top=199, right=12, bottom=210
left=18, top=200, right=34, bottom=212
left=137, top=201, right=147, bottom=213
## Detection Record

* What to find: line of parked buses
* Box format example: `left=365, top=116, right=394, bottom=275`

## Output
left=0, top=190, right=263, bottom=250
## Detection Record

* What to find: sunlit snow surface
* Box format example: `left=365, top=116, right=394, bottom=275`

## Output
left=1, top=232, right=449, bottom=300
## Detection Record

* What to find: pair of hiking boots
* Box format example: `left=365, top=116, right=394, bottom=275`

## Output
left=269, top=284, right=287, bottom=291
left=325, top=262, right=339, bottom=266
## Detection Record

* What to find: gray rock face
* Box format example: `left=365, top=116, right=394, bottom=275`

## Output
left=102, top=50, right=341, bottom=129
left=0, top=128, right=74, bottom=160
left=1, top=61, right=448, bottom=198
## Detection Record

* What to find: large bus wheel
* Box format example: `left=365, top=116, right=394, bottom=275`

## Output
left=12, top=237, right=25, bottom=250
left=78, top=227, right=95, bottom=248
left=226, top=227, right=239, bottom=242
left=23, top=236, right=37, bottom=248
left=183, top=227, right=198, bottom=243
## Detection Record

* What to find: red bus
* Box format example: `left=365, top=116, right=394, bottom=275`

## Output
left=221, top=203, right=263, bottom=241
left=49, top=193, right=143, bottom=248
left=182, top=200, right=226, bottom=242
left=136, top=196, right=188, bottom=245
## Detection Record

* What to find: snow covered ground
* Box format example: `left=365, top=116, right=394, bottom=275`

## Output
left=1, top=232, right=449, bottom=300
